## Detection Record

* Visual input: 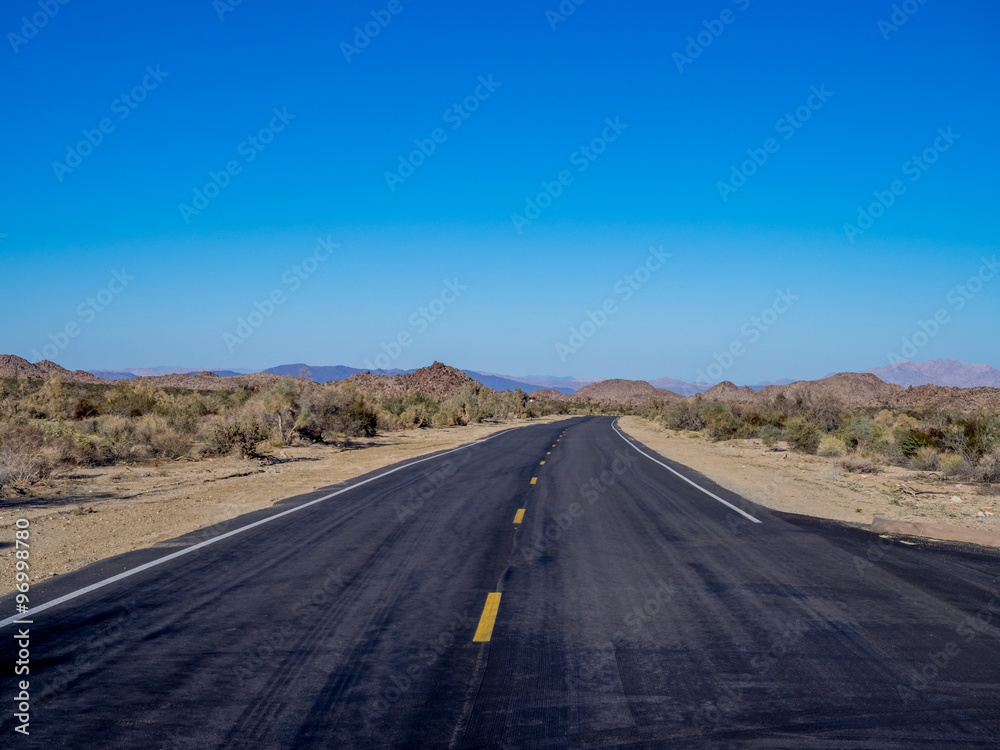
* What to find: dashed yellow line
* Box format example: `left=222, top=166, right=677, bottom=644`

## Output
left=546, top=451, right=551, bottom=455
left=473, top=592, right=502, bottom=642
left=539, top=460, right=545, bottom=465
left=530, top=477, right=537, bottom=485
left=513, top=509, right=525, bottom=524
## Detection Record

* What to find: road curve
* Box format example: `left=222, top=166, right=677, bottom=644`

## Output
left=2, top=416, right=999, bottom=748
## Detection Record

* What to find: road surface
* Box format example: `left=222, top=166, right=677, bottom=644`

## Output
left=2, top=415, right=999, bottom=748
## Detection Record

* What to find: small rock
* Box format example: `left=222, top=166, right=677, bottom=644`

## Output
left=977, top=511, right=986, bottom=518
left=951, top=496, right=963, bottom=503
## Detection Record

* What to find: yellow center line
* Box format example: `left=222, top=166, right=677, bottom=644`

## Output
left=473, top=592, right=502, bottom=642
left=546, top=451, right=551, bottom=455
left=530, top=477, right=537, bottom=485
left=539, top=460, right=545, bottom=465
left=513, top=508, right=525, bottom=524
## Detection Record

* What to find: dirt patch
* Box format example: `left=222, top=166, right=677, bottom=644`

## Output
left=0, top=416, right=572, bottom=596
left=618, top=416, right=998, bottom=536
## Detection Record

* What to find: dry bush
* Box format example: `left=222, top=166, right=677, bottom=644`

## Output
left=135, top=415, right=193, bottom=459
left=818, top=435, right=847, bottom=457
left=910, top=446, right=941, bottom=472
left=840, top=457, right=882, bottom=474
left=96, top=416, right=145, bottom=462
left=977, top=450, right=1000, bottom=484
left=202, top=413, right=271, bottom=458
left=0, top=423, right=52, bottom=488
left=940, top=452, right=971, bottom=479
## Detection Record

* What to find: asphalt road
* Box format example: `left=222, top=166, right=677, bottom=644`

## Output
left=2, top=415, right=999, bottom=748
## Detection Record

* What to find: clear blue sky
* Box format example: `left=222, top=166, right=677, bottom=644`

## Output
left=1, top=0, right=997, bottom=382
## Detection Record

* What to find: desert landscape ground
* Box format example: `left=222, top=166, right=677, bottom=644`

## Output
left=2, top=354, right=998, bottom=599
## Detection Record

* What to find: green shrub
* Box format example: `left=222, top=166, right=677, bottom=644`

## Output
left=840, top=417, right=875, bottom=451
left=785, top=417, right=820, bottom=454
left=760, top=424, right=782, bottom=448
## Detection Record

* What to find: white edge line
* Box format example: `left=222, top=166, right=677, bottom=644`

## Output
left=612, top=419, right=762, bottom=524
left=0, top=424, right=528, bottom=629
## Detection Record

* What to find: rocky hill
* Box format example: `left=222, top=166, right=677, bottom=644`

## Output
left=572, top=379, right=684, bottom=406
left=0, top=355, right=103, bottom=384
left=527, top=388, right=572, bottom=402
left=346, top=362, right=493, bottom=400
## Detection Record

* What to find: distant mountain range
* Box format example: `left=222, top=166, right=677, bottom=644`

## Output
left=864, top=359, right=1000, bottom=388
left=79, top=359, right=999, bottom=393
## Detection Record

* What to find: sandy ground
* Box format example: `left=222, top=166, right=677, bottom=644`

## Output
left=0, top=416, right=573, bottom=596
left=619, top=416, right=998, bottom=535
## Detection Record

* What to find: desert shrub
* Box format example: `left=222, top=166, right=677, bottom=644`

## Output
left=700, top=402, right=737, bottom=441
left=784, top=417, right=821, bottom=454
left=840, top=417, right=875, bottom=451
left=381, top=397, right=406, bottom=417
left=818, top=435, right=847, bottom=457
left=940, top=452, right=971, bottom=479
left=760, top=424, right=782, bottom=448
left=134, top=415, right=193, bottom=459
left=896, top=428, right=944, bottom=457
left=97, top=416, right=144, bottom=462
left=840, top=457, right=881, bottom=474
left=0, top=424, right=52, bottom=487
left=910, top=446, right=941, bottom=472
left=256, top=382, right=301, bottom=444
left=103, top=380, right=169, bottom=417
left=295, top=387, right=377, bottom=440
left=977, top=450, right=1000, bottom=483
left=203, top=416, right=270, bottom=458
left=432, top=407, right=460, bottom=427
left=946, top=415, right=1000, bottom=462
left=23, top=373, right=73, bottom=419
left=666, top=400, right=706, bottom=431
left=808, top=394, right=844, bottom=432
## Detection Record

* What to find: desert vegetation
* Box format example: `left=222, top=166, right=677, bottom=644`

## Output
left=0, top=374, right=571, bottom=496
left=637, top=393, right=1000, bottom=484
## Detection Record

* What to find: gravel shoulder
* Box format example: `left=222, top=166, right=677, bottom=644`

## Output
left=618, top=416, right=999, bottom=535
left=0, top=416, right=573, bottom=596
